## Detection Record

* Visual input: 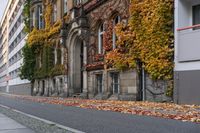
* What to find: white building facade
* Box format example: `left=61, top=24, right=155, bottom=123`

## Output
left=0, top=0, right=31, bottom=95
left=0, top=5, right=9, bottom=93
left=175, top=0, right=200, bottom=104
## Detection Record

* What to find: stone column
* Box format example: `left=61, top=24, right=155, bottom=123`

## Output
left=44, top=79, right=49, bottom=96
left=54, top=48, right=57, bottom=65
left=48, top=78, right=52, bottom=96
left=82, top=40, right=88, bottom=98
left=59, top=77, right=65, bottom=97
left=63, top=47, right=68, bottom=97
left=103, top=70, right=109, bottom=99
left=37, top=80, right=43, bottom=96
left=33, top=80, right=38, bottom=95
left=61, top=47, right=64, bottom=65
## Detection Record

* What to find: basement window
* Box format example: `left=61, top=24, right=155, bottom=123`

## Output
left=111, top=72, right=119, bottom=94
left=96, top=74, right=103, bottom=93
left=193, top=4, right=200, bottom=30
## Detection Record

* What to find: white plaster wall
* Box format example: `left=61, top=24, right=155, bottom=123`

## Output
left=7, top=0, right=30, bottom=87
left=175, top=0, right=200, bottom=71
left=9, top=77, right=29, bottom=86
left=9, top=35, right=26, bottom=59
left=0, top=70, right=7, bottom=77
left=8, top=24, right=25, bottom=47
left=9, top=5, right=24, bottom=33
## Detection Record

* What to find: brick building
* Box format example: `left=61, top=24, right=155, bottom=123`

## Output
left=27, top=0, right=171, bottom=102
left=30, top=0, right=140, bottom=100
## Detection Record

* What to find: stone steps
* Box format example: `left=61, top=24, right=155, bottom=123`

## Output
left=108, top=95, right=118, bottom=100
left=72, top=93, right=82, bottom=98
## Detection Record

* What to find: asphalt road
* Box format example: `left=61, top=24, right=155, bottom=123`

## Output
left=0, top=95, right=199, bottom=133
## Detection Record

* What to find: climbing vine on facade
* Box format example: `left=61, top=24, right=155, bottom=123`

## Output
left=20, top=44, right=36, bottom=81
left=106, top=0, right=174, bottom=80
left=103, top=21, right=113, bottom=52
left=23, top=0, right=31, bottom=33
left=20, top=1, right=68, bottom=81
left=106, top=0, right=174, bottom=97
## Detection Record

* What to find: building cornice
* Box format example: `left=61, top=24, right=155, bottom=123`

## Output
left=83, top=0, right=108, bottom=13
left=0, top=0, right=13, bottom=26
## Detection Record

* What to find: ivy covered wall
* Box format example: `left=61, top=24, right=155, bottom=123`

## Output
left=20, top=0, right=67, bottom=82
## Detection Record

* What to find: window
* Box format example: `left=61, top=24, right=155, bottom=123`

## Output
left=63, top=0, right=67, bottom=14
left=57, top=48, right=61, bottom=65
left=111, top=73, right=119, bottom=94
left=30, top=10, right=34, bottom=28
left=38, top=81, right=40, bottom=89
left=112, top=16, right=120, bottom=49
left=59, top=78, right=63, bottom=93
left=98, top=23, right=104, bottom=54
left=96, top=74, right=103, bottom=93
left=18, top=33, right=21, bottom=40
left=193, top=5, right=200, bottom=30
left=32, top=8, right=36, bottom=27
left=53, top=3, right=57, bottom=22
left=74, top=0, right=88, bottom=5
left=53, top=78, right=56, bottom=89
left=75, top=0, right=81, bottom=5
left=38, top=5, right=44, bottom=29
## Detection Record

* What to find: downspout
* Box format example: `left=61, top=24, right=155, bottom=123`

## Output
left=142, top=67, right=146, bottom=101
left=136, top=59, right=143, bottom=101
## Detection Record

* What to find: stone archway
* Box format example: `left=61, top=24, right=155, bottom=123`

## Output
left=66, top=27, right=89, bottom=98
left=65, top=12, right=89, bottom=97
left=71, top=37, right=84, bottom=94
left=66, top=29, right=84, bottom=96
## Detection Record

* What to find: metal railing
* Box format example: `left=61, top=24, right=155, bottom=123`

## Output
left=177, top=24, right=200, bottom=31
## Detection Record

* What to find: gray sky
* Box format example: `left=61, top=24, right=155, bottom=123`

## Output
left=0, top=0, right=8, bottom=22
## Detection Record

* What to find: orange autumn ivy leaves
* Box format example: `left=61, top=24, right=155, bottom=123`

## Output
left=106, top=0, right=174, bottom=80
left=103, top=21, right=113, bottom=51
left=106, top=23, right=137, bottom=70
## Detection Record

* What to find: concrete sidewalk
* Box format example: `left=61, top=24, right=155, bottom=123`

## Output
left=0, top=113, right=34, bottom=133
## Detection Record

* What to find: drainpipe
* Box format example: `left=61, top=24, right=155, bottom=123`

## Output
left=136, top=59, right=143, bottom=101
left=142, top=68, right=146, bottom=101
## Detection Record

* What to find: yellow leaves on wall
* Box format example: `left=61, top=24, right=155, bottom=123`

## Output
left=103, top=21, right=113, bottom=51
left=48, top=20, right=62, bottom=37
left=106, top=0, right=174, bottom=80
left=44, top=3, right=53, bottom=29
left=27, top=28, right=47, bottom=46
left=27, top=3, right=62, bottom=47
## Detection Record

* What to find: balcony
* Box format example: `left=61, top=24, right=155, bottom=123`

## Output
left=176, top=0, right=200, bottom=62
left=177, top=25, right=200, bottom=62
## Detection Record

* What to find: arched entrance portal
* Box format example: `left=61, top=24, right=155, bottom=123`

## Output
left=67, top=28, right=88, bottom=98
left=72, top=38, right=84, bottom=93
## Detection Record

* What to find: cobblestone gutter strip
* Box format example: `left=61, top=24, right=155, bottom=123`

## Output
left=0, top=105, right=82, bottom=133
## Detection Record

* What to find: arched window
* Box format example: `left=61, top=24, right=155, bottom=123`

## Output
left=112, top=15, right=121, bottom=49
left=98, top=23, right=104, bottom=54
left=38, top=5, right=44, bottom=29
left=31, top=5, right=44, bottom=29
